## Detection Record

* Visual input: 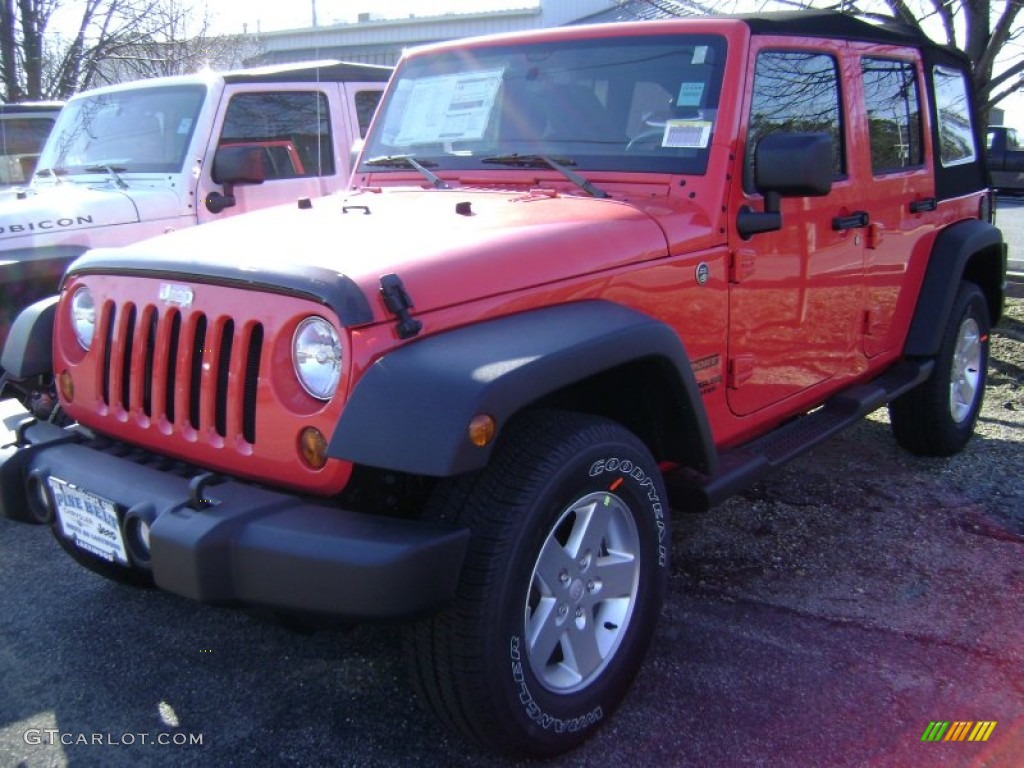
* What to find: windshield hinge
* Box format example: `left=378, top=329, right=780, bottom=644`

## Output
left=380, top=274, right=423, bottom=339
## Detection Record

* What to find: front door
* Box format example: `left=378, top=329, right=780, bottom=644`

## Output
left=727, top=41, right=865, bottom=417
left=196, top=85, right=344, bottom=224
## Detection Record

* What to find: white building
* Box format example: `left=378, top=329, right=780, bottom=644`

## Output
left=247, top=1, right=619, bottom=66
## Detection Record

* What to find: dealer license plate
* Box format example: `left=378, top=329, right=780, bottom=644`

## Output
left=50, top=477, right=129, bottom=566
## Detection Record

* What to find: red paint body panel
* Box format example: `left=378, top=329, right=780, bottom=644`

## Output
left=46, top=16, right=994, bottom=492
left=57, top=273, right=352, bottom=494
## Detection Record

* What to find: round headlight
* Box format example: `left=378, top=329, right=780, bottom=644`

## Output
left=292, top=316, right=342, bottom=400
left=70, top=286, right=96, bottom=350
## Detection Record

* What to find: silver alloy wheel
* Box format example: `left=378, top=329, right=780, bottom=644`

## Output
left=949, top=316, right=982, bottom=423
left=524, top=491, right=641, bottom=693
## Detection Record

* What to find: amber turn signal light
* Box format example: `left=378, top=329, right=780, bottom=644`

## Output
left=58, top=370, right=74, bottom=403
left=468, top=414, right=496, bottom=447
left=299, top=427, right=328, bottom=469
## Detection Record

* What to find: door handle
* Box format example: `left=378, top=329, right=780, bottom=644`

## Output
left=832, top=211, right=869, bottom=230
left=909, top=197, right=937, bottom=213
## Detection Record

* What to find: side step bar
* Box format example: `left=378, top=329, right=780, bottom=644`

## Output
left=666, top=360, right=934, bottom=512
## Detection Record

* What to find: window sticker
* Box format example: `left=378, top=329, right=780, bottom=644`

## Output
left=676, top=82, right=705, bottom=108
left=692, top=46, right=708, bottom=65
left=662, top=119, right=712, bottom=148
left=392, top=68, right=504, bottom=146
left=177, top=118, right=193, bottom=134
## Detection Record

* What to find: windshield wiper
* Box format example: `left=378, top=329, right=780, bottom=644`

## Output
left=363, top=154, right=450, bottom=189
left=35, top=167, right=68, bottom=183
left=480, top=154, right=608, bottom=199
left=84, top=164, right=128, bottom=189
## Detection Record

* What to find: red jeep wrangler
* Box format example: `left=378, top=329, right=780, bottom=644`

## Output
left=0, top=11, right=1007, bottom=758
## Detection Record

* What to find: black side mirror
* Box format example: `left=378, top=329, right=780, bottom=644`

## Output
left=737, top=132, right=833, bottom=239
left=207, top=145, right=267, bottom=214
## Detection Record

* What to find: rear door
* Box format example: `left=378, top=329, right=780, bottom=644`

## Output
left=338, top=84, right=386, bottom=181
left=853, top=49, right=935, bottom=358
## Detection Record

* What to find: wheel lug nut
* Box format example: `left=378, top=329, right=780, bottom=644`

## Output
left=575, top=607, right=584, bottom=619
left=558, top=603, right=568, bottom=616
left=559, top=570, right=570, bottom=584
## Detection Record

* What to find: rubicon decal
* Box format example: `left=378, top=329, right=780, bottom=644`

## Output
left=920, top=721, right=997, bottom=742
left=0, top=215, right=94, bottom=234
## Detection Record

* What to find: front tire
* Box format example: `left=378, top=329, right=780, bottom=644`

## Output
left=404, top=410, right=669, bottom=757
left=889, top=281, right=990, bottom=456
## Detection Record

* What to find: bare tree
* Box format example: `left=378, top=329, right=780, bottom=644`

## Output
left=842, top=0, right=1022, bottom=123
left=617, top=0, right=1022, bottom=123
left=0, top=0, right=262, bottom=102
left=90, top=0, right=262, bottom=84
left=1, top=0, right=159, bottom=100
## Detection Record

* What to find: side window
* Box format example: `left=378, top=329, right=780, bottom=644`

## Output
left=932, top=65, right=976, bottom=167
left=0, top=117, right=55, bottom=154
left=746, top=50, right=844, bottom=191
left=1008, top=128, right=1022, bottom=151
left=219, top=91, right=335, bottom=179
left=354, top=90, right=383, bottom=137
left=0, top=117, right=55, bottom=184
left=861, top=57, right=922, bottom=173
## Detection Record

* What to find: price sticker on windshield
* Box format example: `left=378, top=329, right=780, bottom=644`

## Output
left=662, top=120, right=712, bottom=149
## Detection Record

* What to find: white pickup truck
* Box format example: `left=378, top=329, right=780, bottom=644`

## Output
left=0, top=60, right=391, bottom=354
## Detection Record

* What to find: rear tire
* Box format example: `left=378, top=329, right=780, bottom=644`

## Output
left=889, top=281, right=990, bottom=456
left=404, top=410, right=669, bottom=757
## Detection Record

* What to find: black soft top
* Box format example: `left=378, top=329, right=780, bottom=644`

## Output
left=740, top=11, right=983, bottom=199
left=221, top=60, right=392, bottom=85
left=0, top=102, right=63, bottom=115
left=741, top=11, right=962, bottom=61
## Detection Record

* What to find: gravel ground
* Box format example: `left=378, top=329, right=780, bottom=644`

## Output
left=673, top=295, right=1023, bottom=630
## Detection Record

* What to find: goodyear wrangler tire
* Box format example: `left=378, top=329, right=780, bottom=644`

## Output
left=404, top=410, right=669, bottom=757
left=889, top=281, right=990, bottom=457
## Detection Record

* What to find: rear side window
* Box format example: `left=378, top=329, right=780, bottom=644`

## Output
left=0, top=117, right=55, bottom=184
left=746, top=51, right=844, bottom=192
left=219, top=91, right=335, bottom=179
left=932, top=65, right=976, bottom=167
left=0, top=117, right=54, bottom=154
left=861, top=57, right=923, bottom=173
left=354, top=90, right=383, bottom=137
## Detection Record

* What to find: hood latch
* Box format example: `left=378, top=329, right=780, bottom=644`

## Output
left=380, top=273, right=423, bottom=339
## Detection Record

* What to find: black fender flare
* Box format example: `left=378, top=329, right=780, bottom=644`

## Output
left=904, top=220, right=1004, bottom=357
left=329, top=301, right=715, bottom=477
left=2, top=295, right=57, bottom=378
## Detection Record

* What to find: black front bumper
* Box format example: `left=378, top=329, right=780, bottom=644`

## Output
left=0, top=399, right=469, bottom=620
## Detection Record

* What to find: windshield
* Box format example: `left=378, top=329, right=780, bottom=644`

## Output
left=36, top=85, right=206, bottom=175
left=361, top=34, right=726, bottom=176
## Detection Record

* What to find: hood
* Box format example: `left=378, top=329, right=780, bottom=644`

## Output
left=0, top=182, right=183, bottom=242
left=71, top=188, right=703, bottom=323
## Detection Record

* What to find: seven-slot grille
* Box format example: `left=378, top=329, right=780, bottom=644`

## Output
left=96, top=300, right=263, bottom=444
